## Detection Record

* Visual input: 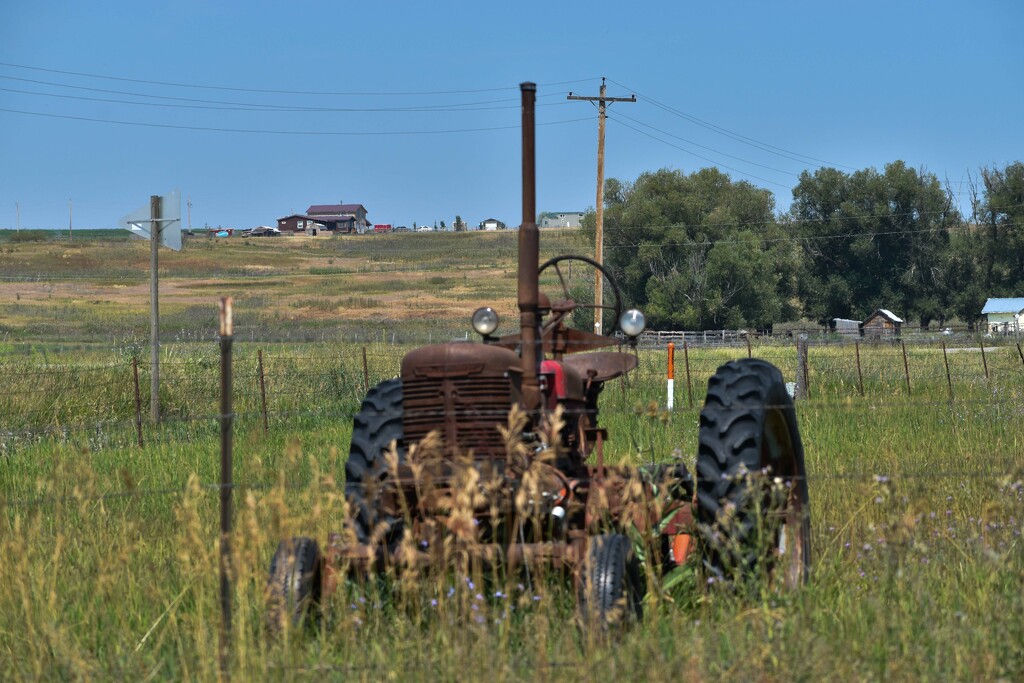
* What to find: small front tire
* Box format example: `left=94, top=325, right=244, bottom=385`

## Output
left=579, top=533, right=644, bottom=629
left=266, top=537, right=323, bottom=633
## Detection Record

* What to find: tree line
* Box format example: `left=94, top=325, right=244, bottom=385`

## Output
left=581, top=161, right=1024, bottom=331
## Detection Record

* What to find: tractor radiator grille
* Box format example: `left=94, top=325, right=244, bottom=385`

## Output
left=403, top=375, right=512, bottom=458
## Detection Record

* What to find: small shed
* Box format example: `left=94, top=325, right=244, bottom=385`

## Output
left=832, top=318, right=860, bottom=338
left=862, top=309, right=903, bottom=338
left=981, top=297, right=1024, bottom=334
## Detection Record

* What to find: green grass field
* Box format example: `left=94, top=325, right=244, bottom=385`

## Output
left=1, top=233, right=1023, bottom=681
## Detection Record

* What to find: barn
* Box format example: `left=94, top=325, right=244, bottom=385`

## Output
left=861, top=309, right=903, bottom=338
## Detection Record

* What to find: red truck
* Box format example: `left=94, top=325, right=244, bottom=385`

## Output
left=373, top=224, right=392, bottom=233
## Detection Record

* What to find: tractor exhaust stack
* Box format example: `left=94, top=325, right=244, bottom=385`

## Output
left=518, top=82, right=542, bottom=411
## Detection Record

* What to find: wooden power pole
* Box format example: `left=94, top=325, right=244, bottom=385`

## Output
left=150, top=195, right=162, bottom=423
left=568, top=78, right=634, bottom=334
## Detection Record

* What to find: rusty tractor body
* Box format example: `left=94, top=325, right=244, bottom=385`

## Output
left=267, top=83, right=811, bottom=629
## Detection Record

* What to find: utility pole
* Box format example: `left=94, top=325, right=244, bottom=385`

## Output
left=568, top=77, right=635, bottom=334
left=15, top=202, right=19, bottom=231
left=150, top=195, right=162, bottom=423
left=68, top=199, right=73, bottom=241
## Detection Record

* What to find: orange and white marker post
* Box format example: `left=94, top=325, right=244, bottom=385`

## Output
left=667, top=342, right=675, bottom=410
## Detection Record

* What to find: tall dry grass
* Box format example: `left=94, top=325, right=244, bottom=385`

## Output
left=1, top=339, right=1023, bottom=680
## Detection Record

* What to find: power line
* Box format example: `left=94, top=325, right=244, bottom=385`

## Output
left=609, top=110, right=802, bottom=177
left=606, top=77, right=858, bottom=171
left=0, top=62, right=599, bottom=97
left=0, top=107, right=592, bottom=136
left=607, top=114, right=792, bottom=190
left=0, top=76, right=573, bottom=112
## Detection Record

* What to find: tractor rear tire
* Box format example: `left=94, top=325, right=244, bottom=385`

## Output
left=695, top=358, right=811, bottom=587
left=345, top=378, right=406, bottom=552
left=579, top=534, right=644, bottom=628
left=266, top=536, right=322, bottom=633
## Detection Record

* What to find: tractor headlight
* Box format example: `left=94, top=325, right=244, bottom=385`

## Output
left=472, top=307, right=500, bottom=336
left=619, top=309, right=646, bottom=337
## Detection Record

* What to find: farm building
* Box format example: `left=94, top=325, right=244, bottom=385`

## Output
left=862, top=309, right=902, bottom=338
left=276, top=214, right=327, bottom=235
left=981, top=297, right=1024, bottom=335
left=306, top=204, right=370, bottom=234
left=479, top=218, right=507, bottom=231
left=832, top=318, right=860, bottom=338
left=539, top=211, right=585, bottom=229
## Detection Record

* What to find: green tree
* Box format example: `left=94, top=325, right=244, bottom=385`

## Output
left=583, top=168, right=795, bottom=330
left=454, top=215, right=466, bottom=231
left=977, top=162, right=1024, bottom=294
left=789, top=161, right=959, bottom=328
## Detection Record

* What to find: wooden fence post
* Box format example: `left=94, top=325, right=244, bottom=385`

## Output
left=217, top=297, right=234, bottom=681
left=980, top=339, right=989, bottom=380
left=746, top=335, right=752, bottom=358
left=1017, top=342, right=1024, bottom=366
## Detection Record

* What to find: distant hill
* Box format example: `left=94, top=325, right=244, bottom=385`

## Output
left=0, top=228, right=130, bottom=244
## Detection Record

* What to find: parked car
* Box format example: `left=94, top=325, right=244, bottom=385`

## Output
left=244, top=227, right=281, bottom=238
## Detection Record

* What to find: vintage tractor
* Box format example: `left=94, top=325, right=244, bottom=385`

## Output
left=267, top=83, right=810, bottom=629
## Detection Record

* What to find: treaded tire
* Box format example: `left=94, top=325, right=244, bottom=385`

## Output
left=696, top=358, right=811, bottom=587
left=266, top=536, right=322, bottom=632
left=345, top=378, right=405, bottom=551
left=579, top=534, right=644, bottom=628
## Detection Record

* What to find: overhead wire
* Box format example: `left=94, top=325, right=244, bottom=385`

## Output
left=0, top=75, right=572, bottom=112
left=0, top=62, right=599, bottom=96
left=0, top=107, right=592, bottom=136
left=606, top=77, right=858, bottom=171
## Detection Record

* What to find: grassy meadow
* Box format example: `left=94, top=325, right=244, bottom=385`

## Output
left=2, top=231, right=1023, bottom=681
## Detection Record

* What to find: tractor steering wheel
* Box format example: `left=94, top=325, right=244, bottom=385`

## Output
left=537, top=255, right=623, bottom=337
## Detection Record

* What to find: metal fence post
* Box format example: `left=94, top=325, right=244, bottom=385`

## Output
left=132, top=357, right=144, bottom=447
left=900, top=339, right=911, bottom=396
left=942, top=341, right=953, bottom=401
left=683, top=340, right=693, bottom=408
left=257, top=349, right=269, bottom=434
left=795, top=338, right=808, bottom=400
left=980, top=339, right=989, bottom=380
left=362, top=346, right=370, bottom=395
left=854, top=340, right=865, bottom=397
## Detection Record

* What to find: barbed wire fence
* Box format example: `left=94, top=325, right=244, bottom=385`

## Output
left=4, top=323, right=1024, bottom=678
left=4, top=333, right=1024, bottom=448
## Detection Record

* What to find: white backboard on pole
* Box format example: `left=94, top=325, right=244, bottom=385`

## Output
left=118, top=190, right=182, bottom=251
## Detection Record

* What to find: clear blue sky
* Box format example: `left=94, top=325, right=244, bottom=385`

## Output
left=1, top=0, right=1020, bottom=231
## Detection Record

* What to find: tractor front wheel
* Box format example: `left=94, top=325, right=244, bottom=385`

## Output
left=266, top=536, right=323, bottom=633
left=579, top=533, right=644, bottom=628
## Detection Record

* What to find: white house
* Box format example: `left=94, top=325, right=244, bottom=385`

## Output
left=981, top=297, right=1024, bottom=335
left=539, top=211, right=585, bottom=229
